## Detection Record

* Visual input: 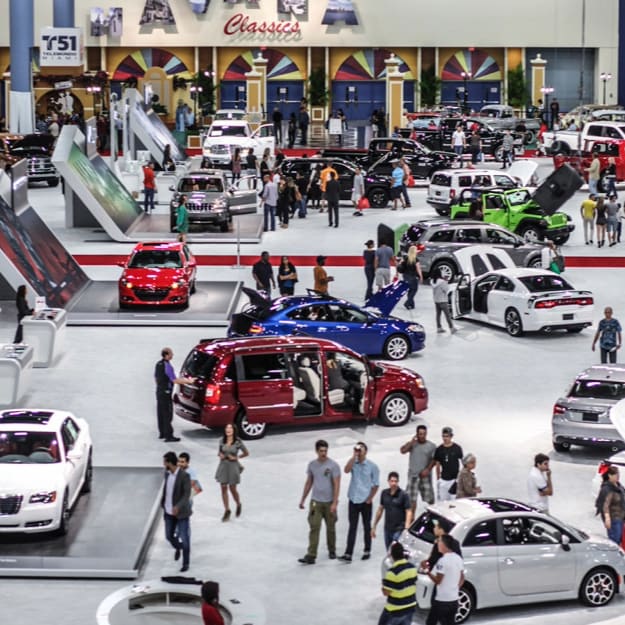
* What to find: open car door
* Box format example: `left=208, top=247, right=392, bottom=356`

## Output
left=252, top=124, right=276, bottom=155
left=453, top=245, right=516, bottom=279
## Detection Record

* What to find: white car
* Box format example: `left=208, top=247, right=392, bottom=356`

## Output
left=450, top=246, right=594, bottom=336
left=202, top=119, right=275, bottom=166
left=0, top=409, right=92, bottom=534
left=385, top=498, right=625, bottom=623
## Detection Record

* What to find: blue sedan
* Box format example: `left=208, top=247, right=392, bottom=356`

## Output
left=228, top=282, right=426, bottom=360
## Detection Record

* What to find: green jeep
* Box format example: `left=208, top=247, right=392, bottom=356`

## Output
left=450, top=164, right=581, bottom=245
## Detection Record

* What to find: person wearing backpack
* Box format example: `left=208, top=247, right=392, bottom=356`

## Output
left=595, top=466, right=625, bottom=545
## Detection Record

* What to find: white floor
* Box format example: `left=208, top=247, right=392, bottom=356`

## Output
left=3, top=164, right=625, bottom=625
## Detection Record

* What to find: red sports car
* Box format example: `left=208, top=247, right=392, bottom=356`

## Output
left=118, top=241, right=197, bottom=308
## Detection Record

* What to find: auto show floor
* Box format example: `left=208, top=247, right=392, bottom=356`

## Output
left=4, top=166, right=625, bottom=624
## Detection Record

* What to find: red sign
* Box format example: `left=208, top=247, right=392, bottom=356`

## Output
left=223, top=13, right=301, bottom=36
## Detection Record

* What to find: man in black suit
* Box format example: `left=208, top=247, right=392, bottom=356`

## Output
left=326, top=171, right=341, bottom=228
left=162, top=451, right=192, bottom=572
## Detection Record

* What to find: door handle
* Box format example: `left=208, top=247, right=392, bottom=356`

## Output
left=503, top=557, right=515, bottom=565
left=336, top=325, right=349, bottom=331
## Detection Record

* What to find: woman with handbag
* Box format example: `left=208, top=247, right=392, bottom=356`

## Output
left=397, top=245, right=423, bottom=310
left=278, top=255, right=298, bottom=296
left=541, top=241, right=564, bottom=274
left=215, top=423, right=249, bottom=521
left=351, top=166, right=365, bottom=216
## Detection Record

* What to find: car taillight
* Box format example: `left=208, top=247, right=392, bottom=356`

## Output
left=553, top=404, right=566, bottom=415
left=205, top=384, right=221, bottom=405
left=449, top=189, right=456, bottom=198
left=535, top=297, right=594, bottom=309
left=416, top=244, right=425, bottom=254
left=249, top=323, right=264, bottom=334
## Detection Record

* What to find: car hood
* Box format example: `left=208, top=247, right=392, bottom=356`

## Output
left=121, top=267, right=186, bottom=285
left=531, top=164, right=583, bottom=215
left=507, top=160, right=538, bottom=186
left=0, top=462, right=63, bottom=492
left=364, top=281, right=408, bottom=316
left=370, top=359, right=422, bottom=381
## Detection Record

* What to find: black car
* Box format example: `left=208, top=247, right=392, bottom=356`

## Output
left=367, top=149, right=455, bottom=180
left=278, top=157, right=393, bottom=208
left=1, top=134, right=59, bottom=187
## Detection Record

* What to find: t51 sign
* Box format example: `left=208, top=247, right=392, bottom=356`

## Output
left=40, top=28, right=84, bottom=67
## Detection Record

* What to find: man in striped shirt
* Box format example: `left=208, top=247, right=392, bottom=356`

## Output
left=379, top=542, right=417, bottom=625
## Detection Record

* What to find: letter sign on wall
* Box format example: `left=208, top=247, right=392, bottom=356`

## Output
left=40, top=28, right=84, bottom=67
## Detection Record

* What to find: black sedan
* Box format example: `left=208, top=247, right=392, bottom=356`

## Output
left=367, top=147, right=456, bottom=180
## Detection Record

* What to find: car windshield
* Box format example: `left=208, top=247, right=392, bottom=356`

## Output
left=183, top=351, right=218, bottom=379
left=0, top=431, right=60, bottom=463
left=569, top=379, right=625, bottom=400
left=129, top=251, right=182, bottom=269
left=209, top=126, right=247, bottom=137
left=408, top=510, right=456, bottom=544
left=518, top=275, right=574, bottom=292
left=404, top=225, right=427, bottom=243
left=505, top=190, right=532, bottom=206
left=179, top=178, right=223, bottom=193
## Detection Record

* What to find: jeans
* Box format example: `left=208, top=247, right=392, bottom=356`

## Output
left=401, top=183, right=410, bottom=206
left=502, top=150, right=512, bottom=168
left=298, top=196, right=308, bottom=217
left=345, top=501, right=372, bottom=555
left=608, top=519, right=624, bottom=545
left=606, top=176, right=617, bottom=198
left=601, top=347, right=618, bottom=364
left=263, top=203, right=276, bottom=231
left=164, top=512, right=190, bottom=567
left=454, top=146, right=463, bottom=166
left=582, top=218, right=595, bottom=243
left=144, top=187, right=155, bottom=212
left=428, top=599, right=458, bottom=625
left=306, top=500, right=336, bottom=558
left=378, top=609, right=415, bottom=625
left=365, top=266, right=375, bottom=301
left=589, top=178, right=599, bottom=196
left=435, top=302, right=454, bottom=330
left=405, top=277, right=419, bottom=308
left=384, top=528, right=403, bottom=550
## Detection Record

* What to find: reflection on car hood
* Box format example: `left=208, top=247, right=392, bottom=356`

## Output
left=122, top=268, right=186, bottom=285
left=0, top=462, right=63, bottom=490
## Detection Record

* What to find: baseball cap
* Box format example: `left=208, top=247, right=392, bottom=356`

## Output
left=316, top=255, right=327, bottom=263
left=442, top=426, right=454, bottom=436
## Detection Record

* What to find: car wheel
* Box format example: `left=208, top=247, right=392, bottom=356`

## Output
left=455, top=585, right=475, bottom=624
left=379, top=393, right=412, bottom=427
left=219, top=221, right=230, bottom=232
left=553, top=441, right=571, bottom=452
left=528, top=256, right=543, bottom=269
left=190, top=280, right=197, bottom=295
left=550, top=140, right=571, bottom=156
left=57, top=492, right=70, bottom=536
left=431, top=260, right=457, bottom=282
left=523, top=130, right=536, bottom=144
left=493, top=145, right=504, bottom=162
left=81, top=451, right=93, bottom=494
left=47, top=178, right=60, bottom=188
left=236, top=412, right=267, bottom=440
left=520, top=224, right=543, bottom=243
left=435, top=206, right=450, bottom=217
left=368, top=188, right=389, bottom=208
left=383, top=334, right=410, bottom=360
left=505, top=308, right=524, bottom=337
left=579, top=567, right=617, bottom=607
left=552, top=235, right=570, bottom=245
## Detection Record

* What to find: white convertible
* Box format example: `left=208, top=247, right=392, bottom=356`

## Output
left=450, top=246, right=594, bottom=336
left=0, top=409, right=92, bottom=534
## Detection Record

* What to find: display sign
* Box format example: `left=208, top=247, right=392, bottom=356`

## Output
left=40, top=28, right=84, bottom=67
left=223, top=13, right=300, bottom=35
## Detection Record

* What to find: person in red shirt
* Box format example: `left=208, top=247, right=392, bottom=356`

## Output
left=142, top=161, right=156, bottom=214
left=201, top=581, right=224, bottom=625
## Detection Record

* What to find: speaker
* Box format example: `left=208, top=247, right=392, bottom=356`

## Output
left=532, top=163, right=583, bottom=215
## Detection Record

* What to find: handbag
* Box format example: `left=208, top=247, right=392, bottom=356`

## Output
left=549, top=260, right=561, bottom=275
left=407, top=175, right=415, bottom=188
left=357, top=197, right=370, bottom=210
left=554, top=254, right=565, bottom=272
left=448, top=481, right=458, bottom=495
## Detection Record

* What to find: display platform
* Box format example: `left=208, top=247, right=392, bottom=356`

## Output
left=66, top=280, right=242, bottom=326
left=0, top=467, right=162, bottom=579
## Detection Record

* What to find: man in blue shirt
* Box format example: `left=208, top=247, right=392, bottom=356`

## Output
left=391, top=160, right=405, bottom=210
left=339, top=441, right=380, bottom=562
left=592, top=306, right=622, bottom=364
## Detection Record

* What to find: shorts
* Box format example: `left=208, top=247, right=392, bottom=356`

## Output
left=408, top=474, right=434, bottom=505
left=375, top=267, right=391, bottom=287
left=607, top=218, right=619, bottom=233
left=391, top=187, right=402, bottom=200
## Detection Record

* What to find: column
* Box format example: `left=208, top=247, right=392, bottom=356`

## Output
left=245, top=69, right=262, bottom=123
left=53, top=0, right=74, bottom=27
left=9, top=0, right=34, bottom=133
left=385, top=54, right=403, bottom=132
left=252, top=53, right=268, bottom=117
left=529, top=53, right=548, bottom=106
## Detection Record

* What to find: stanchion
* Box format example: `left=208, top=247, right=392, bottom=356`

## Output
left=232, top=218, right=242, bottom=269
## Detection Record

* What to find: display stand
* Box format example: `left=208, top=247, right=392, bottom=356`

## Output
left=21, top=308, right=67, bottom=368
left=0, top=344, right=33, bottom=407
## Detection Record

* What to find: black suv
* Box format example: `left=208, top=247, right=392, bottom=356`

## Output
left=1, top=134, right=59, bottom=187
left=278, top=157, right=393, bottom=208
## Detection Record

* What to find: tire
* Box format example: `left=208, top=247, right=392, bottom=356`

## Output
left=383, top=334, right=410, bottom=360
left=523, top=130, right=536, bottom=145
left=528, top=256, right=542, bottom=269
left=550, top=140, right=571, bottom=156
left=190, top=280, right=197, bottom=295
left=47, top=178, right=60, bottom=188
left=552, top=235, right=570, bottom=245
left=435, top=206, right=450, bottom=217
left=520, top=224, right=544, bottom=243
left=455, top=584, right=475, bottom=624
left=367, top=188, right=389, bottom=208
left=236, top=411, right=267, bottom=440
left=579, top=567, right=617, bottom=607
left=57, top=492, right=70, bottom=536
left=553, top=441, right=571, bottom=452
left=431, top=259, right=458, bottom=282
left=219, top=221, right=230, bottom=232
left=493, top=145, right=504, bottom=162
left=379, top=393, right=412, bottom=427
left=505, top=308, right=524, bottom=337
left=81, top=451, right=93, bottom=494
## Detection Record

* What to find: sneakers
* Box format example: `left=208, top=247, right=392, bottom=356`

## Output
left=298, top=555, right=316, bottom=564
left=329, top=552, right=337, bottom=559
left=451, top=327, right=458, bottom=334
left=180, top=565, right=189, bottom=572
left=164, top=436, right=181, bottom=442
left=338, top=554, right=352, bottom=562
left=361, top=552, right=371, bottom=561
left=437, top=328, right=445, bottom=333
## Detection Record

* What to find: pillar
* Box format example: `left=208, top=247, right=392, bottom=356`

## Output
left=385, top=54, right=403, bottom=132
left=530, top=53, right=548, bottom=106
left=9, top=0, right=34, bottom=133
left=252, top=53, right=268, bottom=117
left=53, top=0, right=74, bottom=27
left=245, top=69, right=262, bottom=122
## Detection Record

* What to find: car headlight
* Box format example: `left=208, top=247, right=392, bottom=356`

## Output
left=407, top=324, right=424, bottom=332
left=171, top=280, right=187, bottom=289
left=122, top=280, right=133, bottom=289
left=29, top=491, right=57, bottom=504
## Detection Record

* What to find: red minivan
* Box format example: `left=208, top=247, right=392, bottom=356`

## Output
left=174, top=336, right=428, bottom=439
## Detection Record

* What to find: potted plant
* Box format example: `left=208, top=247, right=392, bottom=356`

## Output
left=419, top=65, right=441, bottom=109
left=308, top=67, right=329, bottom=122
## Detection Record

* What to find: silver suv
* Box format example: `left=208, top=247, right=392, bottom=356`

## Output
left=552, top=364, right=625, bottom=453
left=398, top=219, right=544, bottom=281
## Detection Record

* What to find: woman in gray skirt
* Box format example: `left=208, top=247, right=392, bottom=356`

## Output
left=215, top=423, right=249, bottom=521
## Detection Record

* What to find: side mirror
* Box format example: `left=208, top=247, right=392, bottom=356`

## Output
left=169, top=185, right=175, bottom=192
left=560, top=534, right=571, bottom=552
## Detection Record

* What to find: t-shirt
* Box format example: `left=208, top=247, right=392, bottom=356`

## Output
left=434, top=442, right=464, bottom=481
left=581, top=199, right=597, bottom=219
left=391, top=166, right=404, bottom=188
left=313, top=265, right=329, bottom=294
left=375, top=245, right=394, bottom=269
left=307, top=458, right=341, bottom=502
left=380, top=487, right=411, bottom=532
left=202, top=602, right=225, bottom=625
left=431, top=278, right=450, bottom=304
left=598, top=317, right=622, bottom=350
left=527, top=466, right=549, bottom=512
left=408, top=440, right=436, bottom=478
left=452, top=130, right=465, bottom=147
left=143, top=166, right=155, bottom=189
left=606, top=201, right=620, bottom=219
left=252, top=260, right=273, bottom=289
left=382, top=559, right=417, bottom=614
left=434, top=552, right=464, bottom=602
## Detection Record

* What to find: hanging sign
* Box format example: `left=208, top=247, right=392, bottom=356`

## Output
left=40, top=28, right=84, bottom=67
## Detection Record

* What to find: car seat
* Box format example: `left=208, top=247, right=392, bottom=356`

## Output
left=298, top=357, right=321, bottom=402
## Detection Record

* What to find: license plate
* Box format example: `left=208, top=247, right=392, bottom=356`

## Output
left=562, top=313, right=574, bottom=320
left=583, top=412, right=599, bottom=422
left=435, top=191, right=441, bottom=196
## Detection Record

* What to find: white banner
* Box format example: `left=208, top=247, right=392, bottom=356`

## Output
left=39, top=27, right=84, bottom=67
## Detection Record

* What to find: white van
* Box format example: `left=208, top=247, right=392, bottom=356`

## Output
left=426, top=161, right=538, bottom=215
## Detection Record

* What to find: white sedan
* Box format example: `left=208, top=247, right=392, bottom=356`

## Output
left=450, top=246, right=594, bottom=336
left=0, top=409, right=92, bottom=534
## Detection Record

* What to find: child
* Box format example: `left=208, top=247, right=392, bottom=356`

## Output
left=431, top=270, right=457, bottom=333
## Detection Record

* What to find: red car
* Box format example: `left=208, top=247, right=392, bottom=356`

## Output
left=118, top=241, right=197, bottom=308
left=174, top=336, right=428, bottom=439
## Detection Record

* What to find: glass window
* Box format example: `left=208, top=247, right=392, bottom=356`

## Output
left=506, top=190, right=531, bottom=206
left=329, top=305, right=368, bottom=323
left=518, top=275, right=574, bottom=292
left=0, top=431, right=60, bottom=463
left=431, top=174, right=450, bottom=187
left=476, top=275, right=499, bottom=292
left=569, top=379, right=625, bottom=400
left=470, top=255, right=489, bottom=276
left=495, top=276, right=515, bottom=292
left=524, top=517, right=565, bottom=545
left=463, top=519, right=497, bottom=547
left=486, top=253, right=507, bottom=270
left=458, top=176, right=473, bottom=187
left=494, top=175, right=515, bottom=188
left=456, top=228, right=483, bottom=244
left=485, top=228, right=517, bottom=245
left=64, top=418, right=80, bottom=442
left=240, top=353, right=288, bottom=381
left=430, top=229, right=455, bottom=243
left=183, top=351, right=218, bottom=380
left=286, top=304, right=330, bottom=321
left=408, top=510, right=456, bottom=544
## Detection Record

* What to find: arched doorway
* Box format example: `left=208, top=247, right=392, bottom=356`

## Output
left=440, top=49, right=502, bottom=110
left=332, top=49, right=415, bottom=123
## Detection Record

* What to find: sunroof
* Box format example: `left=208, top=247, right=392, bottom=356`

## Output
left=477, top=498, right=535, bottom=513
left=0, top=410, right=54, bottom=425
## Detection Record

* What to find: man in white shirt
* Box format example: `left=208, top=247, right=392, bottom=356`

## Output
left=527, top=453, right=553, bottom=513
left=427, top=534, right=465, bottom=625
left=451, top=124, right=466, bottom=169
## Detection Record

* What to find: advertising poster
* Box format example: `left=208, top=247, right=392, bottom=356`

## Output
left=139, top=0, right=176, bottom=26
left=90, top=8, right=107, bottom=36
left=322, top=0, right=358, bottom=25
left=108, top=8, right=123, bottom=37
left=278, top=0, right=307, bottom=17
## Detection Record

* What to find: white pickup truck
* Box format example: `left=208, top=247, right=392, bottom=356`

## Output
left=544, top=120, right=625, bottom=154
left=202, top=119, right=275, bottom=167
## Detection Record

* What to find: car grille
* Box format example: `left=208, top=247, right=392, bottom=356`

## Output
left=209, top=145, right=231, bottom=155
left=134, top=288, right=170, bottom=302
left=28, top=157, right=55, bottom=173
left=0, top=495, right=23, bottom=515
